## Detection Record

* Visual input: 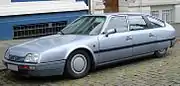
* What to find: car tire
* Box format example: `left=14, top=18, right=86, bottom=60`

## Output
left=64, top=50, right=91, bottom=79
left=154, top=48, right=168, bottom=58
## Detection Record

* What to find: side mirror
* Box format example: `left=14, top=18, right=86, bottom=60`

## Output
left=105, top=29, right=117, bottom=37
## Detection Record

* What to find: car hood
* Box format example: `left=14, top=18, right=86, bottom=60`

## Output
left=9, top=35, right=91, bottom=56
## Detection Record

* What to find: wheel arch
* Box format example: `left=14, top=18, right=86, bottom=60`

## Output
left=65, top=47, right=97, bottom=70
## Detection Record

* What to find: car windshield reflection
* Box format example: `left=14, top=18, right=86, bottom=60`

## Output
left=61, top=16, right=106, bottom=35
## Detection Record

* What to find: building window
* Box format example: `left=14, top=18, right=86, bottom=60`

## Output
left=162, top=9, right=173, bottom=23
left=13, top=21, right=67, bottom=39
left=151, top=11, right=159, bottom=18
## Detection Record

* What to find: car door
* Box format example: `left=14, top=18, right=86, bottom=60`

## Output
left=97, top=16, right=133, bottom=64
left=146, top=16, right=169, bottom=50
left=128, top=15, right=157, bottom=56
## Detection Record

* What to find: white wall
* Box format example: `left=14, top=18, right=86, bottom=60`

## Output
left=0, top=1, right=88, bottom=16
left=0, top=0, right=10, bottom=5
left=91, top=0, right=105, bottom=14
left=53, top=0, right=76, bottom=2
left=151, top=5, right=174, bottom=11
left=127, top=0, right=180, bottom=23
left=128, top=6, right=151, bottom=14
left=175, top=5, right=180, bottom=23
left=118, top=0, right=151, bottom=13
left=151, top=5, right=174, bottom=21
left=118, top=0, right=128, bottom=12
left=129, top=0, right=178, bottom=6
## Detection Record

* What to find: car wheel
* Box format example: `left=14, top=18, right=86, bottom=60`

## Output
left=65, top=50, right=91, bottom=79
left=154, top=48, right=168, bottom=58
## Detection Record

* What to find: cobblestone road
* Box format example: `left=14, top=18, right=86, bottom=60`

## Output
left=0, top=42, right=180, bottom=86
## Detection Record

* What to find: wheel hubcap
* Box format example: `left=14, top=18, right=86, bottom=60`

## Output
left=71, top=54, right=87, bottom=74
left=158, top=48, right=166, bottom=54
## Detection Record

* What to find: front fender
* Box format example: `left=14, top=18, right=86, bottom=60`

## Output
left=65, top=45, right=95, bottom=58
left=65, top=45, right=98, bottom=67
left=39, top=46, right=68, bottom=63
left=39, top=45, right=97, bottom=64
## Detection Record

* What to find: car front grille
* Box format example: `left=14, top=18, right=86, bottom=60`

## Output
left=8, top=55, right=25, bottom=62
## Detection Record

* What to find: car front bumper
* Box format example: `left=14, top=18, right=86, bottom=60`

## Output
left=170, top=37, right=176, bottom=48
left=2, top=58, right=65, bottom=77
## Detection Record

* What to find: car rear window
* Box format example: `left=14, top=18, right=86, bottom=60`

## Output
left=147, top=16, right=165, bottom=28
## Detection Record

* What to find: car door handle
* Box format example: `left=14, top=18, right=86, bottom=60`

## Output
left=126, top=36, right=133, bottom=41
left=149, top=33, right=155, bottom=37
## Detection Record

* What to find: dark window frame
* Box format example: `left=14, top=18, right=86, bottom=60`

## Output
left=62, top=16, right=106, bottom=35
left=145, top=15, right=166, bottom=29
left=128, top=15, right=151, bottom=31
left=105, top=15, right=129, bottom=33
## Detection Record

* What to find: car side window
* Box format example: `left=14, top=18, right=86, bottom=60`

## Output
left=147, top=16, right=165, bottom=28
left=105, top=16, right=128, bottom=33
left=128, top=16, right=148, bottom=31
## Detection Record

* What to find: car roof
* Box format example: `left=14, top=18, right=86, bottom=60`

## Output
left=107, top=12, right=148, bottom=16
left=84, top=12, right=149, bottom=17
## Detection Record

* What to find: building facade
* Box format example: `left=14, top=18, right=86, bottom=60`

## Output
left=126, top=0, right=180, bottom=24
left=3, top=0, right=180, bottom=23
left=0, top=0, right=88, bottom=40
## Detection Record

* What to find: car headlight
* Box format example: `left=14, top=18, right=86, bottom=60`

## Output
left=24, top=53, right=40, bottom=63
left=4, top=49, right=10, bottom=59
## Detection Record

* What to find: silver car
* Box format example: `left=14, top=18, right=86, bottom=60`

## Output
left=3, top=13, right=176, bottom=78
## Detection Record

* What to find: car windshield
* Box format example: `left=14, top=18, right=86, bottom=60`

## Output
left=61, top=16, right=106, bottom=35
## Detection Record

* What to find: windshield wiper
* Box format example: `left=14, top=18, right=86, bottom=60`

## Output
left=58, top=30, right=65, bottom=35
